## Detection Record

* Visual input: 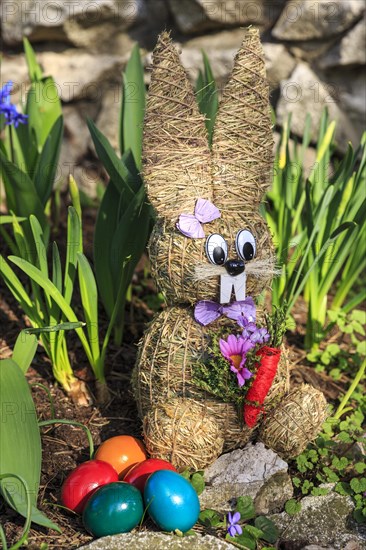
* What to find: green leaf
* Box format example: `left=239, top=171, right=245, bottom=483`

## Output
left=93, top=178, right=121, bottom=318
left=285, top=499, right=302, bottom=516
left=12, top=331, right=38, bottom=374
left=87, top=118, right=137, bottom=198
left=64, top=206, right=82, bottom=306
left=235, top=496, right=256, bottom=521
left=334, top=482, right=353, bottom=496
left=254, top=516, right=279, bottom=543
left=77, top=252, right=100, bottom=373
left=26, top=77, right=62, bottom=150
left=355, top=462, right=366, bottom=474
left=226, top=531, right=256, bottom=550
left=350, top=477, right=366, bottom=494
left=0, top=359, right=60, bottom=531
left=33, top=116, right=64, bottom=206
left=198, top=509, right=223, bottom=527
left=0, top=152, right=47, bottom=231
left=244, top=524, right=263, bottom=540
left=0, top=215, right=26, bottom=225
left=52, top=242, right=62, bottom=293
left=195, top=51, right=218, bottom=145
left=23, top=37, right=43, bottom=81
left=24, top=322, right=85, bottom=334
left=311, top=487, right=330, bottom=496
left=190, top=472, right=205, bottom=495
left=0, top=254, right=43, bottom=326
left=120, top=44, right=146, bottom=168
left=7, top=255, right=93, bottom=367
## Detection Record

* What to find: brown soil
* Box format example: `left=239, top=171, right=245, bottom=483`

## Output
left=0, top=205, right=354, bottom=550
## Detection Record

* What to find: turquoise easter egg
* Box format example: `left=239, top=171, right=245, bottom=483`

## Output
left=83, top=482, right=143, bottom=537
left=144, top=470, right=200, bottom=532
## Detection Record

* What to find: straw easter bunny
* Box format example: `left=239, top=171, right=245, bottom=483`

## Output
left=133, top=29, right=327, bottom=470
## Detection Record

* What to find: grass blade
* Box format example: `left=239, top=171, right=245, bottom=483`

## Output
left=77, top=252, right=101, bottom=378
left=12, top=332, right=38, bottom=374
left=26, top=77, right=62, bottom=150
left=119, top=44, right=145, bottom=168
left=8, top=256, right=94, bottom=366
left=87, top=118, right=137, bottom=197
left=0, top=152, right=47, bottom=230
left=52, top=242, right=63, bottom=293
left=23, top=37, right=43, bottom=81
left=64, top=206, right=82, bottom=305
left=33, top=116, right=64, bottom=206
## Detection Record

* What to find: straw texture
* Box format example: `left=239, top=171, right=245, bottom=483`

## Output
left=212, top=27, right=274, bottom=214
left=143, top=399, right=225, bottom=470
left=133, top=306, right=290, bottom=457
left=133, top=30, right=328, bottom=470
left=143, top=31, right=212, bottom=224
left=149, top=218, right=274, bottom=305
left=259, top=384, right=328, bottom=458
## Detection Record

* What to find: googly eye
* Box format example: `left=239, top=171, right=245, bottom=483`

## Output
left=205, top=233, right=228, bottom=266
left=235, top=230, right=256, bottom=261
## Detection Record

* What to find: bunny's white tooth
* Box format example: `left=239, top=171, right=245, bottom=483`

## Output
left=220, top=272, right=246, bottom=304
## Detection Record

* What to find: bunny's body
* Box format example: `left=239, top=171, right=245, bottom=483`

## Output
left=133, top=30, right=327, bottom=470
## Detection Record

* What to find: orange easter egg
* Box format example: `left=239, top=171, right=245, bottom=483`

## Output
left=95, top=435, right=147, bottom=478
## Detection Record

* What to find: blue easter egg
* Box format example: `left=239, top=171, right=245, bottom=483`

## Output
left=144, top=470, right=200, bottom=532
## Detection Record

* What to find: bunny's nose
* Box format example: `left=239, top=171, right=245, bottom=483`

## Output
left=225, top=259, right=245, bottom=276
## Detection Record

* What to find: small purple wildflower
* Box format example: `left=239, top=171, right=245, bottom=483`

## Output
left=0, top=81, right=28, bottom=128
left=227, top=511, right=242, bottom=537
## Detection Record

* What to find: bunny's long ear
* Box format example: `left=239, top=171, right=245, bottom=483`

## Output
left=211, top=28, right=274, bottom=215
left=143, top=32, right=212, bottom=222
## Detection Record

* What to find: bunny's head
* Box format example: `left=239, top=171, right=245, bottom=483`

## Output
left=143, top=29, right=275, bottom=307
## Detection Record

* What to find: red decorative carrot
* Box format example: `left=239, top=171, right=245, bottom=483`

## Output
left=244, top=346, right=281, bottom=428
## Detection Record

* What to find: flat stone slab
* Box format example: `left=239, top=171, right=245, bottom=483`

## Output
left=79, top=532, right=235, bottom=549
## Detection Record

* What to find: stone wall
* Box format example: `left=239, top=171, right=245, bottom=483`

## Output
left=1, top=0, right=365, bottom=195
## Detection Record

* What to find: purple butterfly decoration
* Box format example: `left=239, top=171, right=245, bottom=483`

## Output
left=176, top=198, right=220, bottom=238
left=194, top=297, right=256, bottom=326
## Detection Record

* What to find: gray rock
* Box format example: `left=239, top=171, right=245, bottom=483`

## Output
left=57, top=101, right=100, bottom=191
left=167, top=0, right=285, bottom=34
left=38, top=50, right=126, bottom=102
left=276, top=62, right=359, bottom=151
left=254, top=471, right=294, bottom=515
left=0, top=54, right=29, bottom=107
left=272, top=0, right=365, bottom=41
left=318, top=16, right=366, bottom=68
left=263, top=43, right=296, bottom=89
left=270, top=491, right=366, bottom=549
left=93, top=85, right=122, bottom=153
left=78, top=532, right=236, bottom=549
left=323, top=69, right=366, bottom=145
left=200, top=442, right=291, bottom=512
left=1, top=0, right=142, bottom=46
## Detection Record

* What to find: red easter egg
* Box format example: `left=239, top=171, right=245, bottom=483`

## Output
left=61, top=459, right=118, bottom=514
left=123, top=458, right=177, bottom=492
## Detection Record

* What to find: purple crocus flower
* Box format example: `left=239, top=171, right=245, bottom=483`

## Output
left=219, top=334, right=254, bottom=387
left=0, top=81, right=28, bottom=127
left=249, top=327, right=270, bottom=345
left=227, top=511, right=242, bottom=537
left=237, top=315, right=257, bottom=338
